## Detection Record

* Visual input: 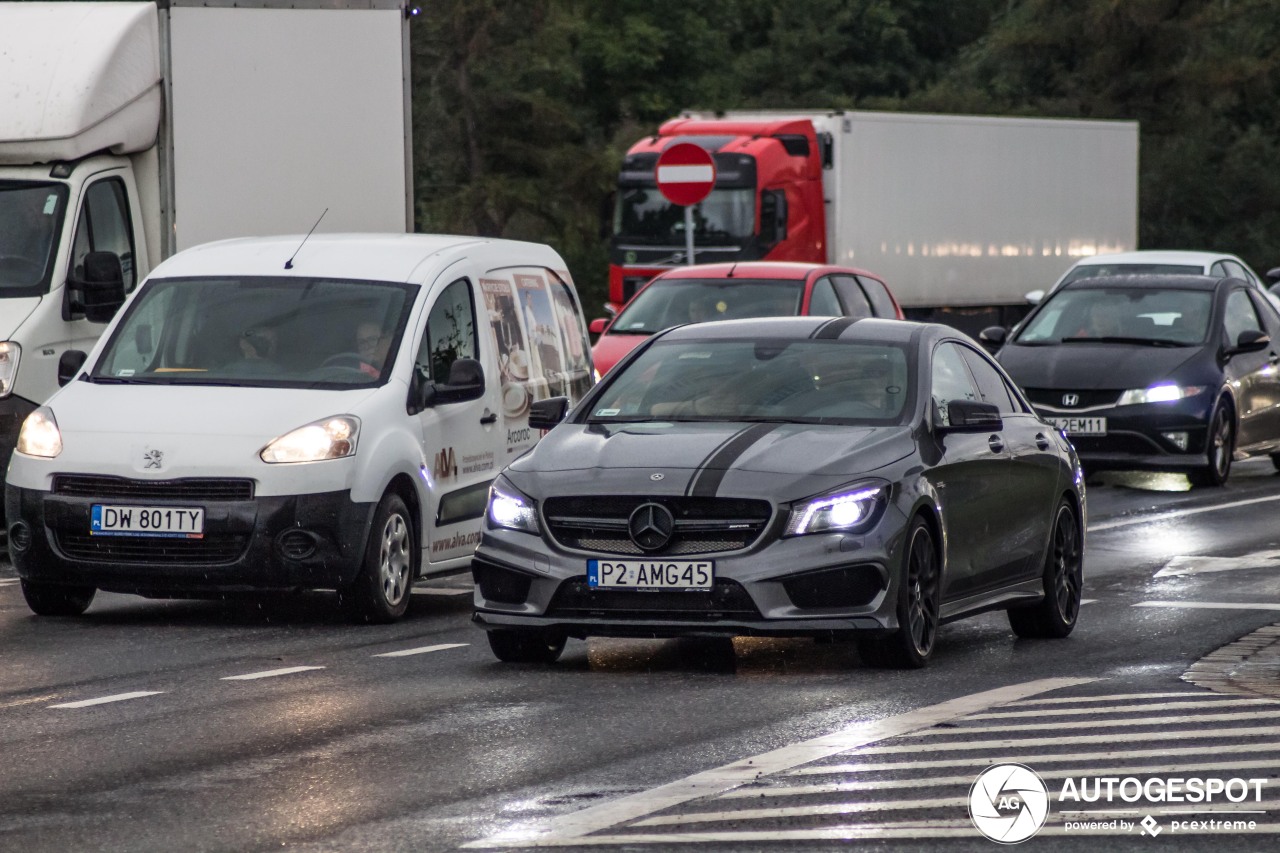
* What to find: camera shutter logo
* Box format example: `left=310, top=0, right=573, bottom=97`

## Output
left=969, top=763, right=1050, bottom=844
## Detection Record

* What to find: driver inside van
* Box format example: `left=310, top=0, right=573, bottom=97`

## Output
left=356, top=320, right=391, bottom=377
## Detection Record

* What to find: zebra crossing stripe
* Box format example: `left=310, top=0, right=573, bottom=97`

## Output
left=915, top=709, right=1278, bottom=735
left=961, top=697, right=1277, bottom=719
left=853, top=726, right=1280, bottom=754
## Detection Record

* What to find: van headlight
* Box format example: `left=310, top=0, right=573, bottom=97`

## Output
left=1117, top=384, right=1205, bottom=405
left=0, top=342, right=19, bottom=399
left=785, top=482, right=887, bottom=536
left=16, top=406, right=62, bottom=458
left=487, top=476, right=539, bottom=534
left=260, top=415, right=359, bottom=463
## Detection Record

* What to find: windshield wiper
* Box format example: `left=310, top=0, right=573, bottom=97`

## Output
left=605, top=328, right=654, bottom=336
left=87, top=375, right=164, bottom=384
left=1060, top=336, right=1192, bottom=348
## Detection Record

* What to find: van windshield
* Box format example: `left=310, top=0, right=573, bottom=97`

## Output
left=91, top=276, right=417, bottom=388
left=0, top=181, right=69, bottom=297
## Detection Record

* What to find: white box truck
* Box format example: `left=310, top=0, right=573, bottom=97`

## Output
left=0, top=0, right=413, bottom=501
left=608, top=109, right=1139, bottom=330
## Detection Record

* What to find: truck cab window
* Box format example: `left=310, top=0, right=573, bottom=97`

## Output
left=71, top=178, right=136, bottom=291
left=417, top=279, right=479, bottom=385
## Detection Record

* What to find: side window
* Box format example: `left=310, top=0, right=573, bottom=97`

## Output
left=931, top=342, right=979, bottom=426
left=830, top=275, right=872, bottom=319
left=959, top=346, right=1019, bottom=413
left=1224, top=288, right=1262, bottom=344
left=71, top=178, right=137, bottom=291
left=416, top=279, right=479, bottom=386
left=858, top=275, right=898, bottom=317
left=808, top=277, right=844, bottom=316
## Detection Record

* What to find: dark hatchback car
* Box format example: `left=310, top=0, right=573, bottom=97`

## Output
left=472, top=317, right=1084, bottom=669
left=985, top=274, right=1280, bottom=486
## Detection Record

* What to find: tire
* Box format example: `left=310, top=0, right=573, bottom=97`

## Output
left=342, top=492, right=415, bottom=624
left=858, top=516, right=940, bottom=669
left=1008, top=498, right=1083, bottom=639
left=486, top=628, right=566, bottom=663
left=1189, top=401, right=1234, bottom=487
left=1270, top=452, right=1280, bottom=473
left=21, top=580, right=95, bottom=616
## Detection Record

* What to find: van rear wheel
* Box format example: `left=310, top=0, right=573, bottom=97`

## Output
left=21, top=580, right=95, bottom=616
left=342, top=493, right=414, bottom=623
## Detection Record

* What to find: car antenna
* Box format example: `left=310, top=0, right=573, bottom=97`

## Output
left=284, top=208, right=328, bottom=270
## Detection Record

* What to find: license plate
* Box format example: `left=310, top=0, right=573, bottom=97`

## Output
left=90, top=504, right=205, bottom=538
left=587, top=559, right=714, bottom=590
left=1050, top=417, right=1107, bottom=436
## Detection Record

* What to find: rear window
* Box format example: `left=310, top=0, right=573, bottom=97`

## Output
left=610, top=279, right=803, bottom=334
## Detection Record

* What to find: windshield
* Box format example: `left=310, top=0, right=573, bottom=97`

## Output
left=1016, top=286, right=1213, bottom=345
left=587, top=339, right=912, bottom=425
left=93, top=276, right=417, bottom=388
left=614, top=187, right=755, bottom=246
left=611, top=279, right=803, bottom=334
left=1061, top=263, right=1202, bottom=285
left=0, top=181, right=69, bottom=297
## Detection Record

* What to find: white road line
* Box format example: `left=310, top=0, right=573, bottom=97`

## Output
left=50, top=691, right=164, bottom=709
left=725, top=758, right=1280, bottom=798
left=917, top=709, right=1278, bottom=736
left=411, top=587, right=472, bottom=596
left=961, top=697, right=1277, bottom=719
left=1136, top=600, right=1280, bottom=611
left=1080, top=598, right=1098, bottom=604
left=0, top=578, right=20, bottom=586
left=1157, top=549, right=1280, bottom=577
left=221, top=666, right=325, bottom=681
left=854, top=726, right=1280, bottom=754
left=373, top=642, right=469, bottom=658
left=1089, top=493, right=1280, bottom=532
left=1013, top=691, right=1209, bottom=706
left=461, top=677, right=1094, bottom=848
left=787, top=742, right=1280, bottom=775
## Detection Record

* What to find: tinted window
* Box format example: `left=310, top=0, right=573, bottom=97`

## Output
left=959, top=346, right=1018, bottom=413
left=858, top=275, right=898, bottom=317
left=931, top=342, right=979, bottom=427
left=1016, top=286, right=1212, bottom=345
left=417, top=278, right=479, bottom=385
left=831, top=275, right=872, bottom=319
left=1223, top=288, right=1262, bottom=344
left=808, top=277, right=843, bottom=316
left=611, top=278, right=803, bottom=333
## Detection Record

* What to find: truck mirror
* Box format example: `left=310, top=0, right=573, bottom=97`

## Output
left=759, top=190, right=788, bottom=247
left=57, top=350, right=87, bottom=386
left=817, top=131, right=834, bottom=169
left=80, top=251, right=126, bottom=323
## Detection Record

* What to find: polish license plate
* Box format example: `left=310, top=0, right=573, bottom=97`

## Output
left=1050, top=417, right=1107, bottom=436
left=90, top=504, right=205, bottom=538
left=587, top=559, right=714, bottom=590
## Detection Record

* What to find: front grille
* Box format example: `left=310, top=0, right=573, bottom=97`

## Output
left=1023, top=388, right=1121, bottom=410
left=53, top=475, right=254, bottom=502
left=546, top=577, right=760, bottom=621
left=543, top=495, right=772, bottom=556
left=55, top=532, right=249, bottom=565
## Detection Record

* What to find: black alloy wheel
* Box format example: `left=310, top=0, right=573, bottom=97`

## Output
left=487, top=628, right=567, bottom=663
left=21, top=580, right=96, bottom=616
left=859, top=516, right=939, bottom=669
left=1008, top=498, right=1083, bottom=639
left=1189, top=401, right=1233, bottom=487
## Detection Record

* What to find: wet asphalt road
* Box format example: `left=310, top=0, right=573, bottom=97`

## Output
left=2, top=461, right=1280, bottom=851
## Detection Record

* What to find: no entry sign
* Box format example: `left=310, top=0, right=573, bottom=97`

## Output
left=656, top=143, right=716, bottom=206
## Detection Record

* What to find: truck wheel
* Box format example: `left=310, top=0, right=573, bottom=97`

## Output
left=1189, top=402, right=1233, bottom=487
left=21, top=580, right=95, bottom=616
left=343, top=493, right=415, bottom=623
left=857, top=516, right=939, bottom=669
left=487, top=629, right=566, bottom=663
left=1008, top=498, right=1082, bottom=639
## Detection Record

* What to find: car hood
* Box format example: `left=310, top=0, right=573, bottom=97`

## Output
left=998, top=342, right=1202, bottom=389
left=507, top=421, right=915, bottom=499
left=1, top=296, right=41, bottom=339
left=591, top=331, right=649, bottom=376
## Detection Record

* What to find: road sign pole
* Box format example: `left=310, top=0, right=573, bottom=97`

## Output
left=684, top=205, right=695, bottom=265
left=656, top=142, right=716, bottom=269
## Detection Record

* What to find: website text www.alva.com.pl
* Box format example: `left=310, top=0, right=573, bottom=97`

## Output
left=431, top=531, right=482, bottom=555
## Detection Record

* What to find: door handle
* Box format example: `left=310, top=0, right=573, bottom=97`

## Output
left=480, top=412, right=498, bottom=425
left=987, top=435, right=1005, bottom=454
left=1035, top=433, right=1051, bottom=451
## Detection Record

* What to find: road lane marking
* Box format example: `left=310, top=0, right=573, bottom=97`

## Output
left=0, top=578, right=20, bottom=586
left=221, top=666, right=325, bottom=681
left=853, top=726, right=1280, bottom=754
left=1015, top=691, right=1205, bottom=705
left=916, top=709, right=1278, bottom=735
left=1157, top=548, right=1280, bottom=577
left=1136, top=600, right=1280, bottom=611
left=373, top=642, right=469, bottom=658
left=462, top=677, right=1094, bottom=847
left=960, top=697, right=1278, bottom=719
left=411, top=587, right=472, bottom=596
left=1088, top=492, right=1280, bottom=532
left=50, top=691, right=163, bottom=708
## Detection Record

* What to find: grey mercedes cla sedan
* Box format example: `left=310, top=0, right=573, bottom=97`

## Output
left=472, top=317, right=1085, bottom=668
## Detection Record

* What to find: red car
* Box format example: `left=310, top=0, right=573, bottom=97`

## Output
left=589, top=262, right=903, bottom=375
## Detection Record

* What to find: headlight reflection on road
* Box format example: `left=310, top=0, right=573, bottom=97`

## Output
left=1093, top=471, right=1192, bottom=493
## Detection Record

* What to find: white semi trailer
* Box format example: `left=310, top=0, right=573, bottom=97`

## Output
left=0, top=0, right=413, bottom=496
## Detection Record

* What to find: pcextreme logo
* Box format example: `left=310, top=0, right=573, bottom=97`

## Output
left=969, top=764, right=1050, bottom=844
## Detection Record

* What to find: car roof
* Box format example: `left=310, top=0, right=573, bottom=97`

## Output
left=655, top=262, right=883, bottom=281
left=1060, top=273, right=1231, bottom=292
left=656, top=316, right=932, bottom=345
left=1069, top=250, right=1238, bottom=269
left=147, top=233, right=566, bottom=283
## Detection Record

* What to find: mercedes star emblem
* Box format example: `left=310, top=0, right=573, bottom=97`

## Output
left=628, top=502, right=674, bottom=552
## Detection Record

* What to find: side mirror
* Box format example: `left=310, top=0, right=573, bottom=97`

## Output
left=937, top=399, right=1003, bottom=433
left=528, top=396, right=569, bottom=431
left=80, top=251, right=127, bottom=323
left=57, top=349, right=87, bottom=386
left=1267, top=267, right=1280, bottom=283
left=759, top=190, right=788, bottom=248
left=1024, top=289, right=1045, bottom=305
left=589, top=317, right=609, bottom=335
left=1226, top=329, right=1270, bottom=356
left=604, top=303, right=619, bottom=318
left=978, top=326, right=1007, bottom=353
left=411, top=358, right=485, bottom=412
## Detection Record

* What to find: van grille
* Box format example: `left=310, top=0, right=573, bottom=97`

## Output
left=542, top=495, right=772, bottom=556
left=52, top=475, right=254, bottom=502
left=55, top=532, right=249, bottom=565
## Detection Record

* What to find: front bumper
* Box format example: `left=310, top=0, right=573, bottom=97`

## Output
left=1037, top=398, right=1213, bottom=472
left=0, top=394, right=37, bottom=523
left=5, top=483, right=375, bottom=595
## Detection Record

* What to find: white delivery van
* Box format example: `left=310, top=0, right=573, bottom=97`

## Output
left=4, top=234, right=595, bottom=622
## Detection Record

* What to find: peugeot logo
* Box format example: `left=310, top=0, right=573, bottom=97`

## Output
left=143, top=449, right=164, bottom=469
left=1062, top=393, right=1080, bottom=407
left=628, top=502, right=674, bottom=552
